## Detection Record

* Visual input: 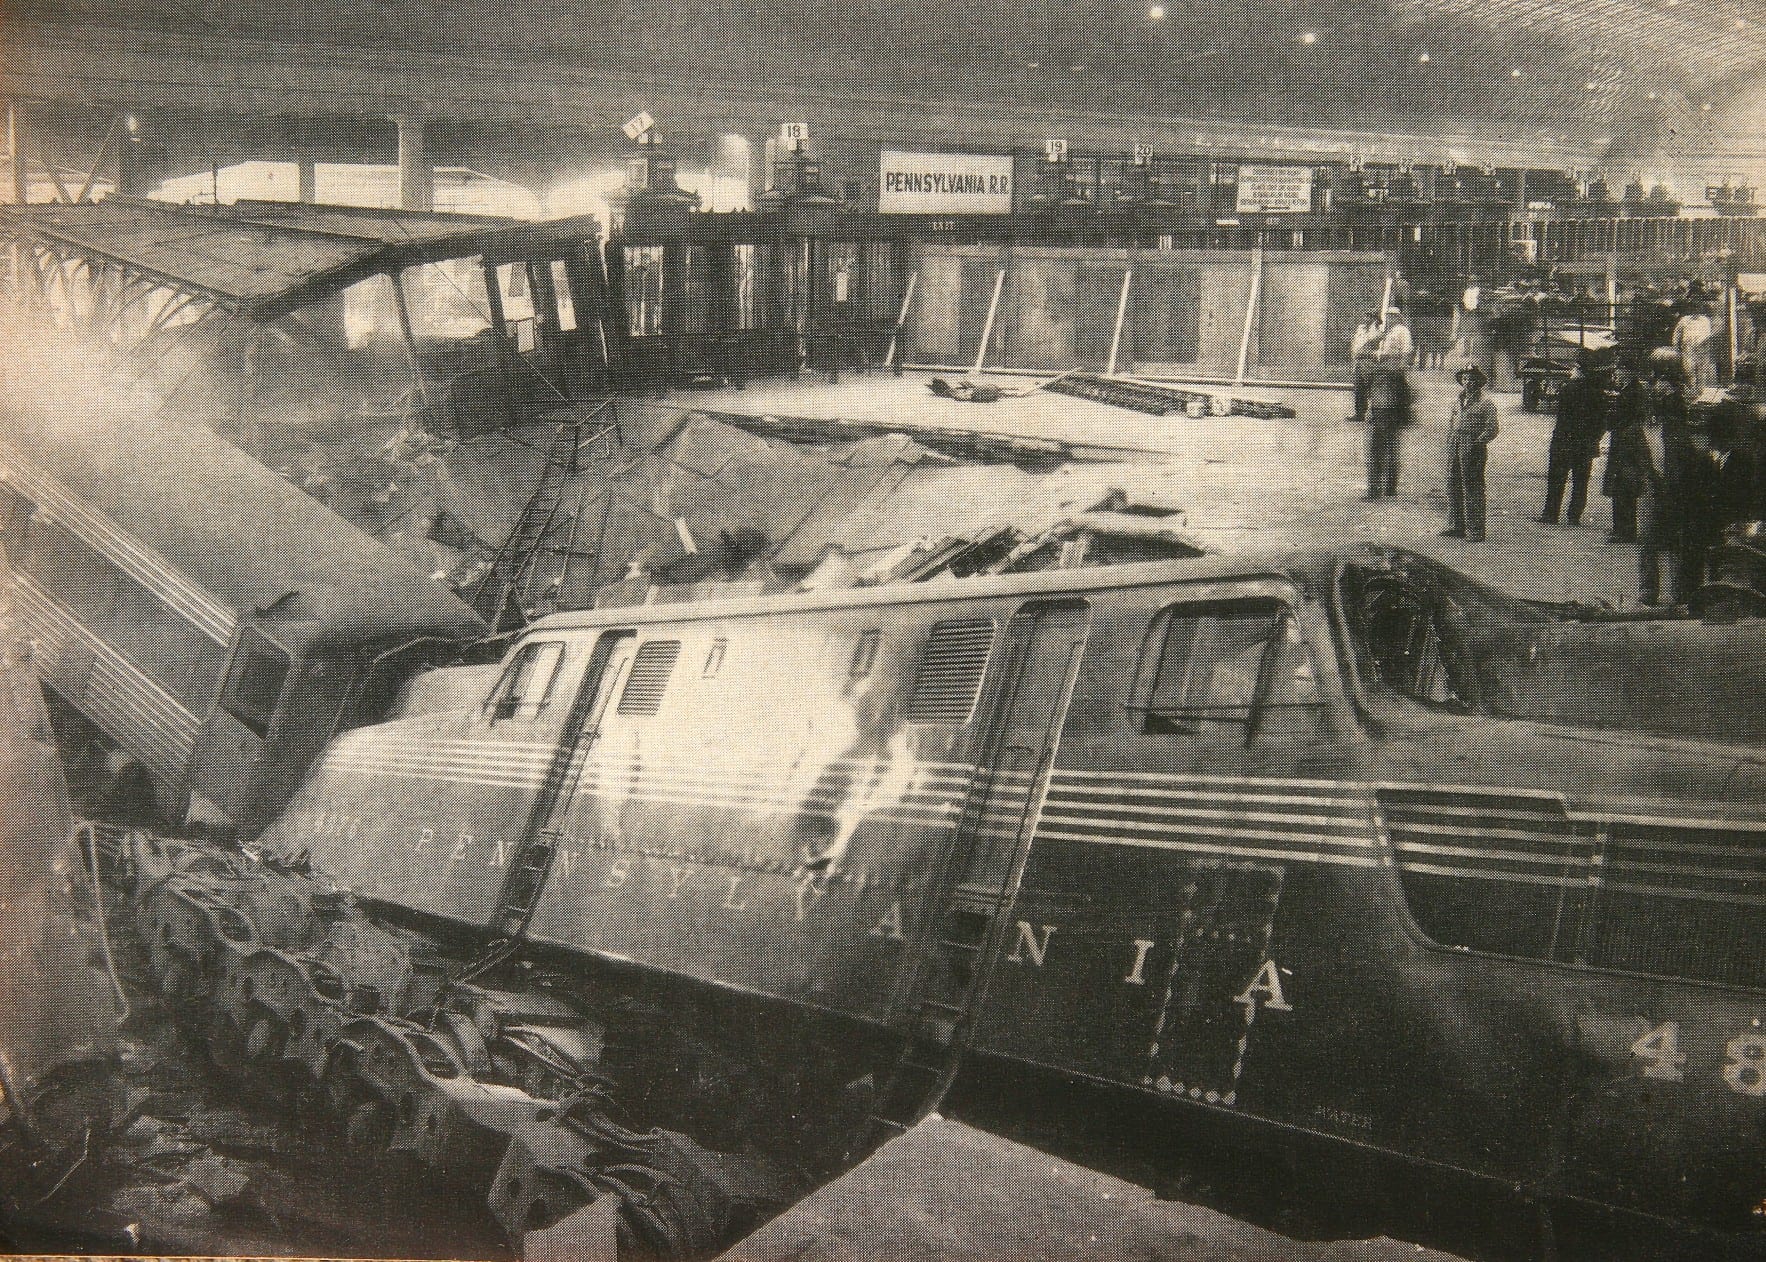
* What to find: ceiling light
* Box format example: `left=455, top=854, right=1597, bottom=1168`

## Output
left=1418, top=51, right=1430, bottom=63
left=1585, top=81, right=1597, bottom=91
left=1737, top=17, right=1748, bottom=27
left=1702, top=101, right=1714, bottom=111
left=1510, top=67, right=1523, bottom=78
left=1148, top=3, right=1166, bottom=18
left=1300, top=30, right=1318, bottom=43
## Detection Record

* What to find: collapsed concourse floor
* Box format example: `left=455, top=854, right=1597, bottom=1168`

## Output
left=677, top=369, right=1645, bottom=608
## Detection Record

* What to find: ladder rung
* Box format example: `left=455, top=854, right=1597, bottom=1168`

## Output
left=916, top=1015, right=958, bottom=1043
left=951, top=884, right=1004, bottom=911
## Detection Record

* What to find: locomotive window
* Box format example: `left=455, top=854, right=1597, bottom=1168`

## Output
left=1136, top=600, right=1321, bottom=741
left=220, top=630, right=292, bottom=739
left=1352, top=577, right=1474, bottom=710
left=905, top=619, right=996, bottom=724
left=486, top=640, right=565, bottom=722
left=617, top=639, right=682, bottom=716
left=702, top=637, right=727, bottom=678
left=849, top=630, right=881, bottom=679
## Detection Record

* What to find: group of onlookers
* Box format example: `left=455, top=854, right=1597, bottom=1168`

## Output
left=1543, top=346, right=1763, bottom=606
left=1351, top=300, right=1500, bottom=541
left=1348, top=287, right=1762, bottom=606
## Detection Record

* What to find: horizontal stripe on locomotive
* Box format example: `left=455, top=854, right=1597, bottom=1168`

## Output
left=317, top=739, right=983, bottom=794
left=1398, top=858, right=1766, bottom=906
left=0, top=450, right=236, bottom=645
left=315, top=747, right=993, bottom=824
left=303, top=739, right=1766, bottom=888
left=1034, top=825, right=1380, bottom=869
left=11, top=577, right=196, bottom=779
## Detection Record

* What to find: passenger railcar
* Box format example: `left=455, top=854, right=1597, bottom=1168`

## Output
left=259, top=547, right=1766, bottom=1253
left=0, top=404, right=485, bottom=832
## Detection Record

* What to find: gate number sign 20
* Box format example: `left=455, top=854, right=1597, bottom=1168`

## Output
left=1630, top=1021, right=1766, bottom=1096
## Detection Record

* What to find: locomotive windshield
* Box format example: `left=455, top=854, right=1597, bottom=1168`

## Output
left=1339, top=563, right=1484, bottom=711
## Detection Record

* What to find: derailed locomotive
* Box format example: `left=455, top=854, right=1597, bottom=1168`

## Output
left=120, top=546, right=1766, bottom=1257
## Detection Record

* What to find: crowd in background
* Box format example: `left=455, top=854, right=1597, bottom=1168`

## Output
left=1348, top=278, right=1766, bottom=608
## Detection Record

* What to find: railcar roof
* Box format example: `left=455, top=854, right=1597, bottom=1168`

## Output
left=529, top=546, right=1551, bottom=632
left=0, top=400, right=485, bottom=650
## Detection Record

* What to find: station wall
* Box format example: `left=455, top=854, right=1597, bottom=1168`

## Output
left=903, top=244, right=1389, bottom=381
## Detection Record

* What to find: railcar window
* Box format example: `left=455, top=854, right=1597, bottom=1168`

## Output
left=1137, top=600, right=1321, bottom=741
left=617, top=640, right=682, bottom=716
left=905, top=619, right=996, bottom=724
left=1585, top=824, right=1766, bottom=989
left=0, top=484, right=33, bottom=541
left=486, top=640, right=566, bottom=722
left=220, top=630, right=292, bottom=739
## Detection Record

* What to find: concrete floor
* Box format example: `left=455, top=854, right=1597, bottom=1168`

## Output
left=726, top=1117, right=1462, bottom=1262
left=674, top=368, right=1643, bottom=609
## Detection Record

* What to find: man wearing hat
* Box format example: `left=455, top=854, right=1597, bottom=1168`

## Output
left=1442, top=362, right=1500, bottom=540
left=1539, top=349, right=1609, bottom=525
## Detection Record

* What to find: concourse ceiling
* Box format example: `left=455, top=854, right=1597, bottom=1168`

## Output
left=16, top=0, right=1766, bottom=150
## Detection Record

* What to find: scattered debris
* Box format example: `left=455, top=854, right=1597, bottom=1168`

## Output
left=704, top=407, right=1075, bottom=466
left=1045, top=371, right=1296, bottom=419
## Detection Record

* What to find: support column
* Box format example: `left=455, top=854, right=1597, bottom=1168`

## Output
left=296, top=156, right=317, bottom=204
left=747, top=133, right=773, bottom=208
left=7, top=100, right=26, bottom=204
left=394, top=115, right=432, bottom=212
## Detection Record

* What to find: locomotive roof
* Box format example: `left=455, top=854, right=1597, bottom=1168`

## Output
left=531, top=546, right=1553, bottom=631
left=0, top=399, right=485, bottom=651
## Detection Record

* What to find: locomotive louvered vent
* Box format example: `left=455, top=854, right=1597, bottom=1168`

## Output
left=617, top=640, right=682, bottom=716
left=905, top=619, right=996, bottom=723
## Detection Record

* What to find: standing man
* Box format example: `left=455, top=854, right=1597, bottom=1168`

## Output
left=1602, top=354, right=1649, bottom=542
left=1380, top=303, right=1414, bottom=367
left=1364, top=329, right=1415, bottom=499
left=1442, top=363, right=1499, bottom=540
left=1539, top=349, right=1608, bottom=525
left=1349, top=309, right=1382, bottom=425
left=1451, top=274, right=1494, bottom=379
left=1673, top=299, right=1718, bottom=393
left=1611, top=352, right=1700, bottom=604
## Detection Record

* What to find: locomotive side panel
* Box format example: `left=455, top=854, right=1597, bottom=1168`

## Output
left=523, top=602, right=1014, bottom=1024
left=273, top=634, right=601, bottom=925
left=967, top=585, right=1424, bottom=1140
